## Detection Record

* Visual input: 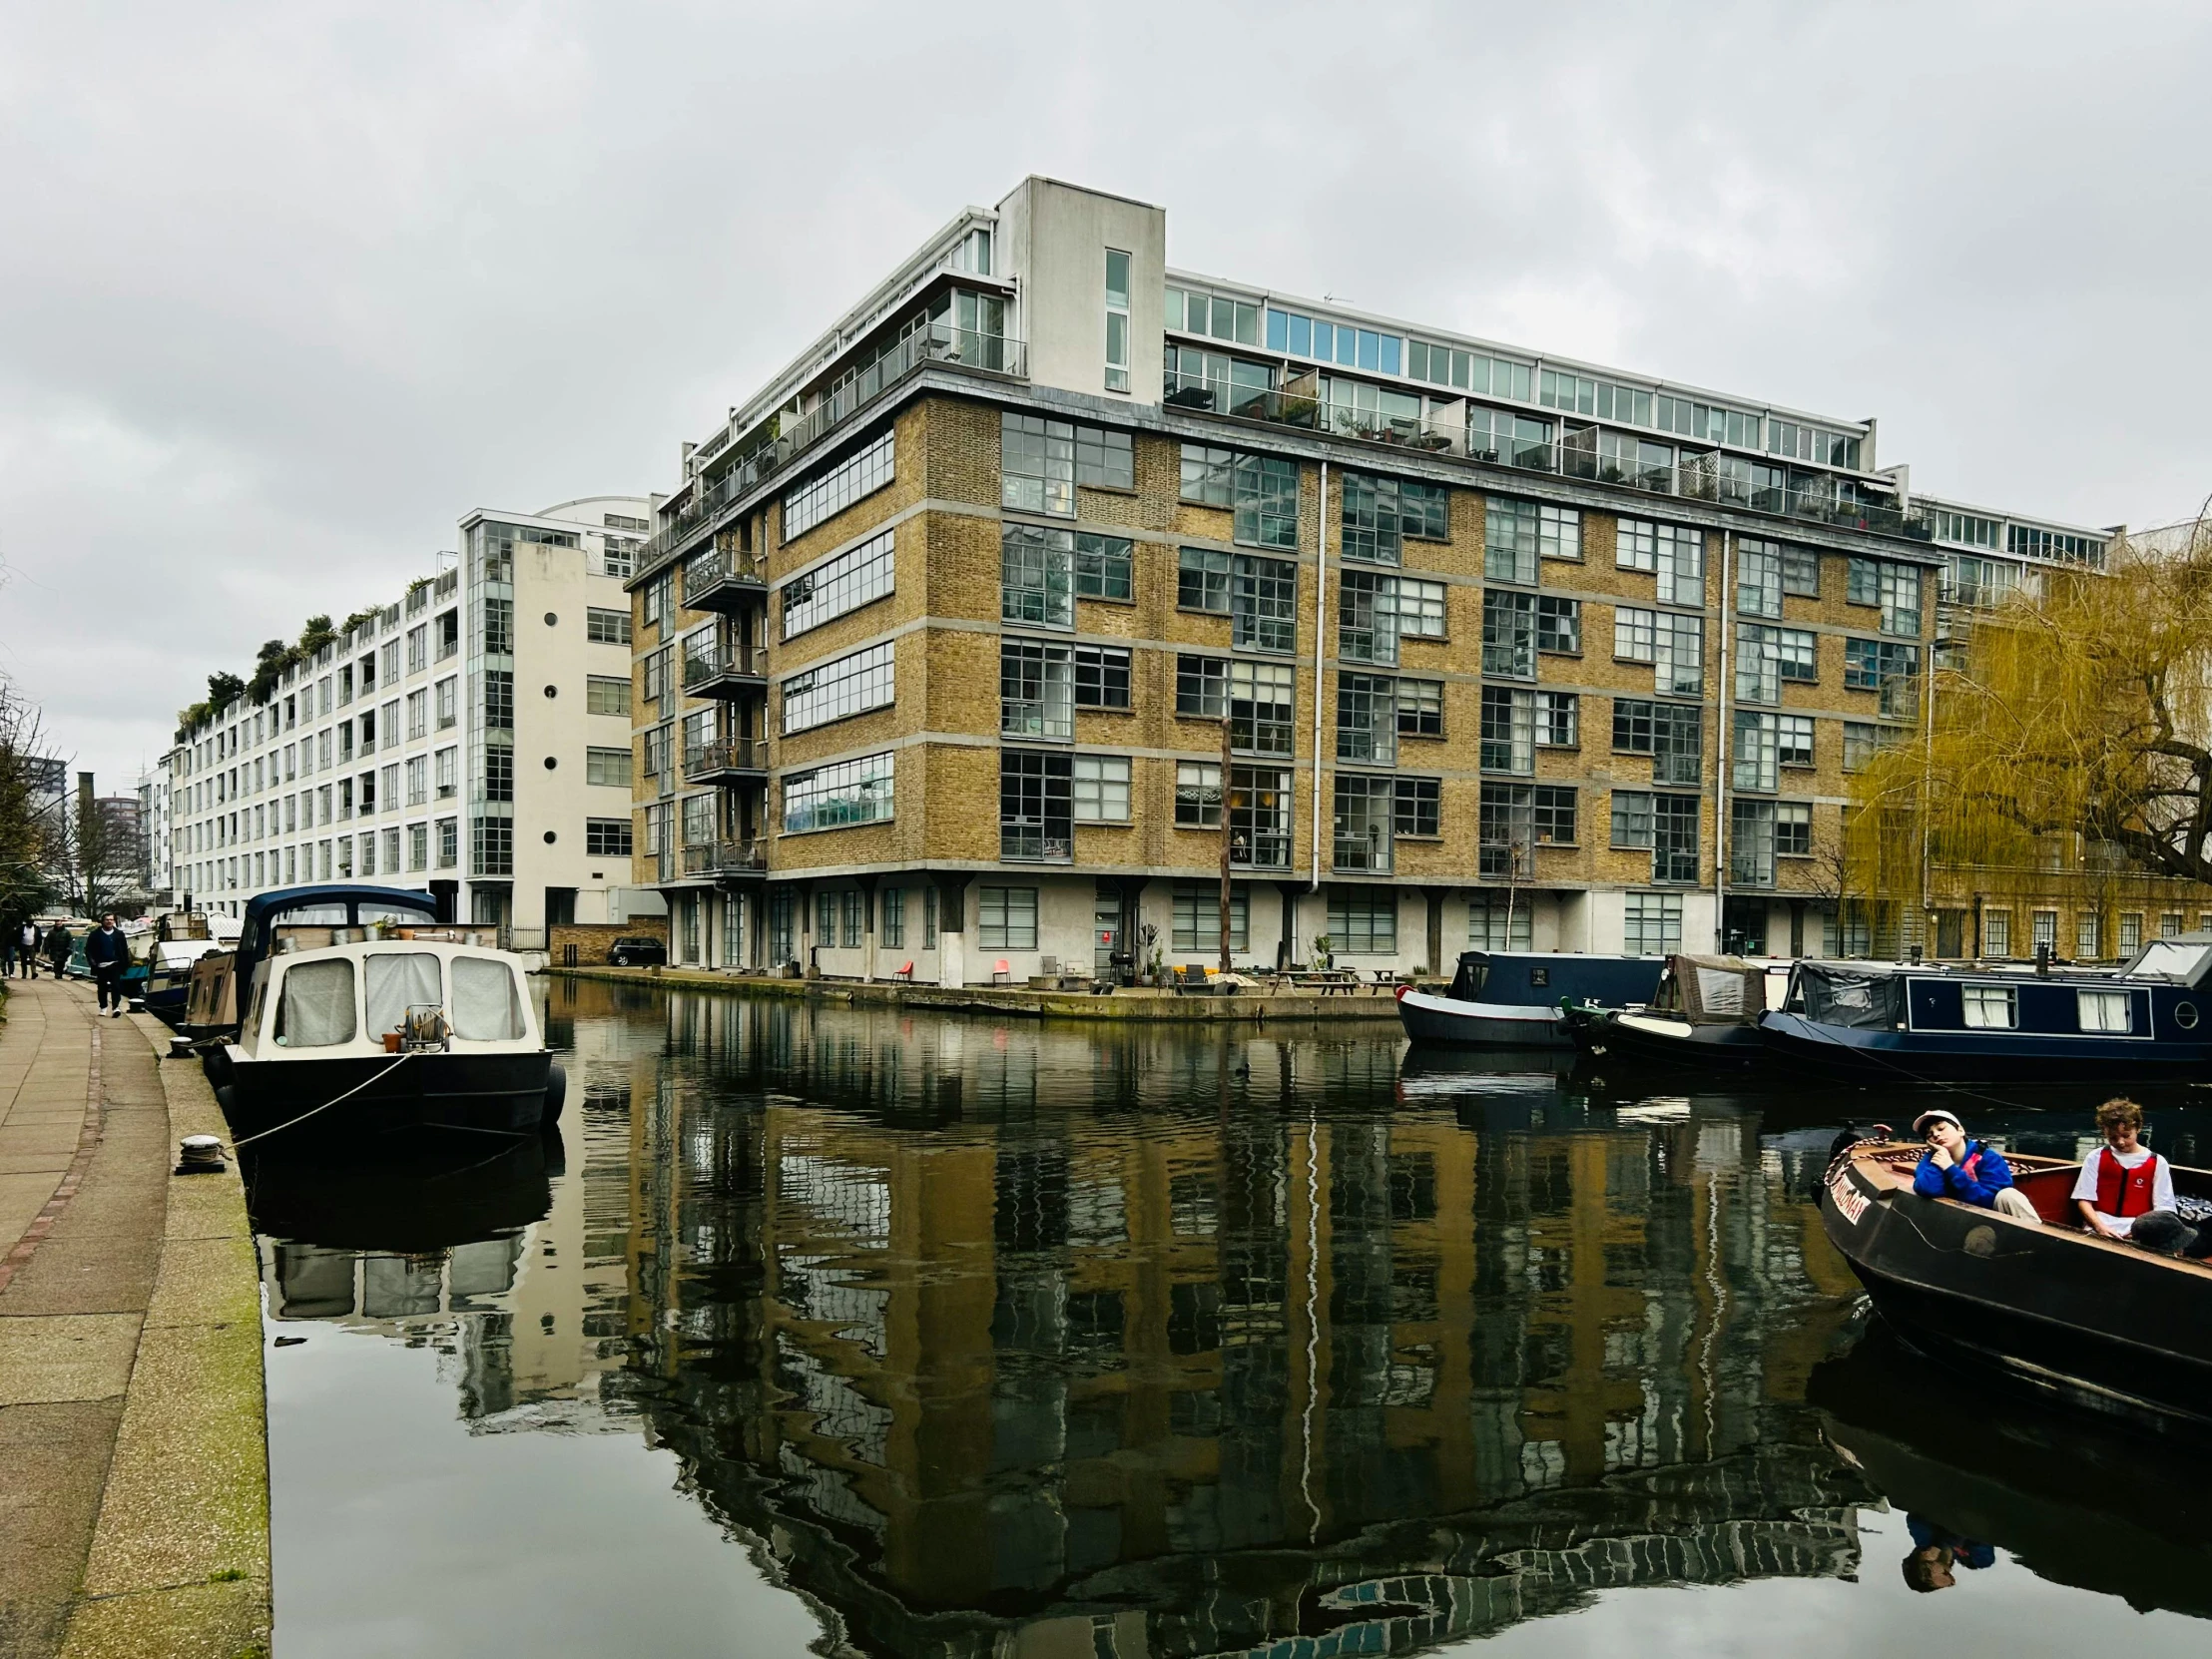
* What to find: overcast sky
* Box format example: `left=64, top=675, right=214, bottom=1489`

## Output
left=5, top=1, right=2207, bottom=793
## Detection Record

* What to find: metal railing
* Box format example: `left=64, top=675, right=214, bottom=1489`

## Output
left=680, top=838, right=768, bottom=876
left=685, top=737, right=769, bottom=777
left=642, top=327, right=1028, bottom=567
left=1333, top=834, right=1393, bottom=874
left=681, top=644, right=767, bottom=690
left=683, top=547, right=768, bottom=604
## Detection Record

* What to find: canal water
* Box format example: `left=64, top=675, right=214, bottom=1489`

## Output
left=251, top=979, right=2212, bottom=1657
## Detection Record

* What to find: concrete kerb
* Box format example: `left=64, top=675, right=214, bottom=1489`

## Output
left=542, top=963, right=1410, bottom=1023
left=58, top=1012, right=271, bottom=1659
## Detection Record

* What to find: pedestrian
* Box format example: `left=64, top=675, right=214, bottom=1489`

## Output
left=17, top=919, right=37, bottom=978
left=43, top=919, right=71, bottom=981
left=86, top=912, right=129, bottom=1017
left=0, top=923, right=13, bottom=979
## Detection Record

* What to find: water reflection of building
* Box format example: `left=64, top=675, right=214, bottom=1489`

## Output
left=605, top=987, right=1870, bottom=1656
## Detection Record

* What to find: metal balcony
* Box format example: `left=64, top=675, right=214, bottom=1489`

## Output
left=682, top=550, right=768, bottom=615
left=681, top=645, right=768, bottom=700
left=685, top=738, right=769, bottom=785
left=680, top=838, right=769, bottom=879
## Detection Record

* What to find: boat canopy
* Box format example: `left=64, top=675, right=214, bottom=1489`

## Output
left=1789, top=961, right=1907, bottom=1029
left=1447, top=951, right=1663, bottom=1010
left=2119, top=933, right=2212, bottom=987
left=237, top=884, right=439, bottom=986
left=1653, top=954, right=1766, bottom=1025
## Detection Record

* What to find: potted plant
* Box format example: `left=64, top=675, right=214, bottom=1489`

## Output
left=1312, top=933, right=1334, bottom=970
left=1137, top=922, right=1159, bottom=986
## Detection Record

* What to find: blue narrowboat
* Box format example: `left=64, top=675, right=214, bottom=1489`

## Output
left=1396, top=951, right=1664, bottom=1047
left=1758, top=934, right=2212, bottom=1082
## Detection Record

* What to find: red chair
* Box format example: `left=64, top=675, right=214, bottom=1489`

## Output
left=992, top=958, right=1010, bottom=985
left=893, top=961, right=913, bottom=982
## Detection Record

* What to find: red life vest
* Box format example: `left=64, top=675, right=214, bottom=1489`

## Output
left=2094, top=1147, right=2162, bottom=1218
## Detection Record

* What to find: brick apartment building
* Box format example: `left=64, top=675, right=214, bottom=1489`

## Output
left=627, top=177, right=2112, bottom=980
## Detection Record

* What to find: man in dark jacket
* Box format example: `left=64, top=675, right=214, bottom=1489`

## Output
left=86, top=913, right=130, bottom=1017
left=43, top=921, right=71, bottom=980
left=1912, top=1108, right=2040, bottom=1223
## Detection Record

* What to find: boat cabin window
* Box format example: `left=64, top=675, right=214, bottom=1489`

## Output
left=2126, top=941, right=2212, bottom=983
left=450, top=957, right=524, bottom=1040
left=2077, top=987, right=2132, bottom=1033
left=275, top=959, right=357, bottom=1048
left=358, top=902, right=437, bottom=931
left=1960, top=984, right=2016, bottom=1029
left=364, top=953, right=443, bottom=1038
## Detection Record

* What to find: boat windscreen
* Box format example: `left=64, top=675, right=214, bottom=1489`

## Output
left=450, top=957, right=524, bottom=1040
left=276, top=958, right=357, bottom=1048
left=1798, top=966, right=1900, bottom=1029
left=1447, top=955, right=1489, bottom=1000
left=2125, top=941, right=2212, bottom=984
left=358, top=901, right=438, bottom=929
left=364, top=953, right=442, bottom=1038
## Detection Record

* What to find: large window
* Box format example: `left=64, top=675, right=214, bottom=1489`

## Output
left=1469, top=895, right=1532, bottom=949
left=1737, top=539, right=1784, bottom=618
left=1484, top=496, right=1539, bottom=584
left=1392, top=777, right=1440, bottom=838
left=1235, top=455, right=1300, bottom=549
left=1617, top=520, right=1705, bottom=605
left=1232, top=556, right=1298, bottom=652
left=1482, top=590, right=1536, bottom=678
left=783, top=752, right=894, bottom=833
left=1176, top=656, right=1296, bottom=756
left=1172, top=885, right=1250, bottom=954
left=1073, top=646, right=1131, bottom=710
left=1537, top=690, right=1578, bottom=748
left=1104, top=251, right=1131, bottom=393
left=1005, top=524, right=1077, bottom=628
left=978, top=886, right=1038, bottom=950
left=1000, top=751, right=1073, bottom=861
left=1001, top=641, right=1074, bottom=741
left=585, top=818, right=633, bottom=856
left=1073, top=755, right=1131, bottom=823
left=1398, top=677, right=1444, bottom=738
left=1848, top=558, right=1925, bottom=637
left=1614, top=606, right=1703, bottom=695
left=1845, top=637, right=1921, bottom=697
left=1734, top=711, right=1780, bottom=793
left=586, top=747, right=632, bottom=789
left=1479, top=687, right=1534, bottom=775
left=1075, top=533, right=1134, bottom=600
left=1624, top=893, right=1683, bottom=954
left=1479, top=783, right=1576, bottom=876
left=1333, top=774, right=1395, bottom=871
left=784, top=528, right=895, bottom=638
left=1327, top=889, right=1396, bottom=954
left=1002, top=412, right=1075, bottom=516
left=1338, top=674, right=1397, bottom=765
left=1652, top=795, right=1700, bottom=882
left=784, top=429, right=894, bottom=541
left=1736, top=624, right=1818, bottom=703
left=1843, top=721, right=1882, bottom=772
left=1342, top=471, right=1449, bottom=564
left=1340, top=572, right=1444, bottom=665
left=782, top=642, right=895, bottom=734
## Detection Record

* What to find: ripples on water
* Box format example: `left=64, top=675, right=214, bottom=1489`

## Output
left=251, top=980, right=2212, bottom=1658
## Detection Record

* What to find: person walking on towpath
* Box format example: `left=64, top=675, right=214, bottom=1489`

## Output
left=18, top=918, right=39, bottom=977
left=43, top=919, right=72, bottom=980
left=85, top=912, right=130, bottom=1017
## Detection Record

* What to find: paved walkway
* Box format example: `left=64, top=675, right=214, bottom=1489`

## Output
left=0, top=978, right=270, bottom=1659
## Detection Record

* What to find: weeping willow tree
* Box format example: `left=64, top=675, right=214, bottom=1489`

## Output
left=1847, top=522, right=2212, bottom=951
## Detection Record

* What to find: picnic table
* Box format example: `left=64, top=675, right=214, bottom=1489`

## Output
left=1286, top=969, right=1361, bottom=996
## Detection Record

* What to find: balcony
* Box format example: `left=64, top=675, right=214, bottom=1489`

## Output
left=641, top=326, right=1028, bottom=567
left=685, top=737, right=769, bottom=784
left=683, top=549, right=768, bottom=614
left=679, top=838, right=769, bottom=879
left=682, top=644, right=768, bottom=700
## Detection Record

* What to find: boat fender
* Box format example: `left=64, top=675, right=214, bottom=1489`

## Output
left=541, top=1061, right=567, bottom=1126
left=1393, top=984, right=1408, bottom=1003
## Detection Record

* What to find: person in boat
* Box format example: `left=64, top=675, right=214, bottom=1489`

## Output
left=1911, top=1109, right=2040, bottom=1223
left=2072, top=1097, right=2177, bottom=1242
left=1902, top=1516, right=1995, bottom=1591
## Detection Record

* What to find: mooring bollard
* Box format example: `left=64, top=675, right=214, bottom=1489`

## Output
left=175, top=1134, right=227, bottom=1176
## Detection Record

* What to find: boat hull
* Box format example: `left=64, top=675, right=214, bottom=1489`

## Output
left=1397, top=989, right=1563, bottom=1048
left=1761, top=1009, right=2212, bottom=1082
left=209, top=1048, right=558, bottom=1141
left=1820, top=1154, right=2212, bottom=1438
left=1568, top=1008, right=1765, bottom=1069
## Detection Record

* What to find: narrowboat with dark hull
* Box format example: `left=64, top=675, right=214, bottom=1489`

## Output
left=1820, top=1138, right=2212, bottom=1439
left=1760, top=934, right=2212, bottom=1082
left=1395, top=950, right=1662, bottom=1048
left=1566, top=953, right=1788, bottom=1069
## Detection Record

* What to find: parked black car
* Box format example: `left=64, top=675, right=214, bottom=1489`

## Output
left=608, top=935, right=667, bottom=967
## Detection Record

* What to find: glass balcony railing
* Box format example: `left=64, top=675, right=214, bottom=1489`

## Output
left=680, top=838, right=768, bottom=876
left=682, top=549, right=768, bottom=610
left=1332, top=833, right=1393, bottom=874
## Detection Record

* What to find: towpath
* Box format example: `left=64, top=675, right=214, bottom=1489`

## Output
left=0, top=977, right=270, bottom=1659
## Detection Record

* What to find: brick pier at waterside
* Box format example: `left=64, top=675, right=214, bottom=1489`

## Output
left=0, top=978, right=271, bottom=1659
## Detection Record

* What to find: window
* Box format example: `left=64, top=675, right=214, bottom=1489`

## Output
left=1623, top=893, right=1683, bottom=955
left=1984, top=909, right=2012, bottom=957
left=1073, top=755, right=1131, bottom=822
left=1001, top=641, right=1074, bottom=741
left=1398, top=678, right=1443, bottom=738
left=1234, top=454, right=1299, bottom=550
left=642, top=650, right=666, bottom=706
left=1002, top=412, right=1075, bottom=515
left=1179, top=443, right=1235, bottom=506
left=276, top=958, right=356, bottom=1048
left=1484, top=496, right=1539, bottom=584
left=1327, top=889, right=1396, bottom=953
left=1339, top=571, right=1443, bottom=665
left=436, top=818, right=458, bottom=867
left=1653, top=796, right=1699, bottom=882
left=404, top=756, right=427, bottom=807
left=1616, top=794, right=1656, bottom=851
left=1233, top=556, right=1298, bottom=652
left=1736, top=624, right=1819, bottom=703
left=435, top=748, right=457, bottom=799
left=1731, top=798, right=1778, bottom=885
left=1468, top=895, right=1532, bottom=949
left=1480, top=783, right=1575, bottom=875
left=1734, top=711, right=1779, bottom=793
left=782, top=642, right=895, bottom=734
left=405, top=690, right=428, bottom=741
left=1539, top=505, right=1581, bottom=562
left=1341, top=471, right=1449, bottom=564
left=1962, top=985, right=2017, bottom=1029
left=1392, top=777, right=1440, bottom=837
left=1479, top=686, right=1534, bottom=775
left=1005, top=524, right=1077, bottom=628
left=1611, top=699, right=1703, bottom=784
left=586, top=747, right=632, bottom=788
left=1172, top=885, right=1250, bottom=953
left=1537, top=691, right=1579, bottom=748
left=1333, top=774, right=1395, bottom=872
left=2032, top=909, right=2058, bottom=952
left=434, top=676, right=458, bottom=729
left=784, top=429, right=893, bottom=540
left=380, top=700, right=399, bottom=750
left=2163, top=911, right=2186, bottom=940
left=2076, top=911, right=2101, bottom=960
left=1176, top=656, right=1296, bottom=756
left=1617, top=520, right=1706, bottom=605
left=407, top=822, right=428, bottom=870
left=1614, top=606, right=1703, bottom=695
left=2121, top=909, right=2145, bottom=953
left=1845, top=637, right=1920, bottom=697
left=783, top=752, right=894, bottom=832
left=1338, top=674, right=1397, bottom=765
left=1074, top=533, right=1134, bottom=600
left=1483, top=590, right=1536, bottom=678
left=1000, top=752, right=1073, bottom=861
left=599, top=537, right=637, bottom=579
left=1175, top=760, right=1221, bottom=828
left=1843, top=721, right=1882, bottom=772
left=840, top=889, right=865, bottom=949
left=1172, top=287, right=1262, bottom=344
left=978, top=886, right=1038, bottom=950
left=1103, top=250, right=1131, bottom=393
left=1537, top=595, right=1580, bottom=655
left=880, top=888, right=905, bottom=951
left=1848, top=558, right=1925, bottom=637
left=1738, top=539, right=1784, bottom=618
left=1074, top=641, right=1132, bottom=708
left=585, top=819, right=632, bottom=856
left=783, top=528, right=894, bottom=638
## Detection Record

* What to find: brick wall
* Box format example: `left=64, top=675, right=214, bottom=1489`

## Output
left=549, top=919, right=666, bottom=965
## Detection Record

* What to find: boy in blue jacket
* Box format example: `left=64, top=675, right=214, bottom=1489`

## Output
left=1912, top=1108, right=2041, bottom=1223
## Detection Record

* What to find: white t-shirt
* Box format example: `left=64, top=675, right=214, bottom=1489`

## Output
left=2071, top=1145, right=2175, bottom=1238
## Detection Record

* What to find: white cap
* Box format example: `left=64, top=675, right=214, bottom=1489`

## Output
left=1912, top=1108, right=1963, bottom=1135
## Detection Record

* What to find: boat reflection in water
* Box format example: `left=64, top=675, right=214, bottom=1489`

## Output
left=255, top=978, right=1897, bottom=1656
left=1811, top=1322, right=2212, bottom=1618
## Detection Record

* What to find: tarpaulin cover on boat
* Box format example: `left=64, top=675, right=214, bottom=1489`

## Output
left=1794, top=962, right=1904, bottom=1029
left=1656, top=954, right=1765, bottom=1024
